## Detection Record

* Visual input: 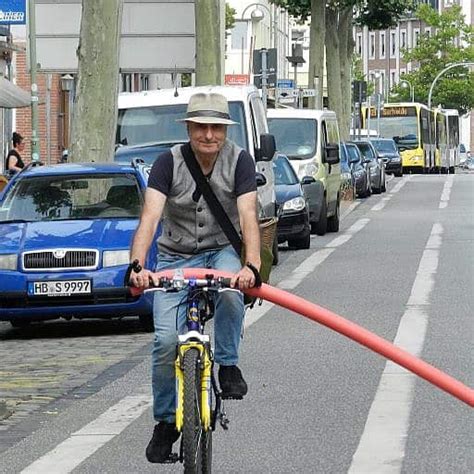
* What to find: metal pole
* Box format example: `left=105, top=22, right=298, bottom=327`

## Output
left=261, top=49, right=268, bottom=114
left=28, top=0, right=40, bottom=161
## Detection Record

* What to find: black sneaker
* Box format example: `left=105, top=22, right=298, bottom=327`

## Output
left=145, top=422, right=180, bottom=463
left=218, top=365, right=248, bottom=400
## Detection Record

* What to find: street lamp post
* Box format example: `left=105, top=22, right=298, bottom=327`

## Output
left=400, top=79, right=414, bottom=102
left=241, top=3, right=275, bottom=48
left=28, top=0, right=40, bottom=162
left=428, top=62, right=474, bottom=110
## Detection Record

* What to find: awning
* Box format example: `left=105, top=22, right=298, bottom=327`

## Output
left=0, top=77, right=31, bottom=108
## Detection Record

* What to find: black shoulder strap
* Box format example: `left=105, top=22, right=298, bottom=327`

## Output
left=181, top=143, right=243, bottom=255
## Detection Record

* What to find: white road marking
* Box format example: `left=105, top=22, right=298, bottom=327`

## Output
left=371, top=195, right=392, bottom=211
left=349, top=223, right=442, bottom=474
left=20, top=214, right=371, bottom=473
left=21, top=395, right=152, bottom=474
left=439, top=175, right=453, bottom=209
left=390, top=176, right=411, bottom=194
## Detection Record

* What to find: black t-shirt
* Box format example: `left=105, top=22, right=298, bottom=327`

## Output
left=148, top=148, right=257, bottom=199
left=5, top=149, right=25, bottom=171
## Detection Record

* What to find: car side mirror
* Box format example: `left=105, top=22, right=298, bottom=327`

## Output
left=256, top=133, right=276, bottom=162
left=256, top=172, right=267, bottom=187
left=325, top=144, right=340, bottom=165
left=301, top=175, right=316, bottom=185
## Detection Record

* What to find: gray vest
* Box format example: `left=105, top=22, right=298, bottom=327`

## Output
left=158, top=140, right=242, bottom=257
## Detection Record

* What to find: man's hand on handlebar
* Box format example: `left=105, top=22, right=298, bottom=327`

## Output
left=231, top=262, right=262, bottom=290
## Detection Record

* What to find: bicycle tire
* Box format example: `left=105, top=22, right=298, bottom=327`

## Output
left=182, top=348, right=212, bottom=473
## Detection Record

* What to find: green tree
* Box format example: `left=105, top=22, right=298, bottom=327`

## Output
left=271, top=1, right=411, bottom=139
left=392, top=4, right=474, bottom=115
left=225, top=3, right=236, bottom=30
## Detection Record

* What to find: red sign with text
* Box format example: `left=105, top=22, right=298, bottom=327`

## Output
left=224, top=74, right=250, bottom=86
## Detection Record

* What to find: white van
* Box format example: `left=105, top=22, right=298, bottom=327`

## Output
left=267, top=109, right=341, bottom=235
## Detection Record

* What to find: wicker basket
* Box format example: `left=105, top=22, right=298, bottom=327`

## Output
left=259, top=217, right=278, bottom=250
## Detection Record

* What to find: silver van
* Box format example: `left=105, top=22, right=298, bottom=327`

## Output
left=268, top=109, right=341, bottom=235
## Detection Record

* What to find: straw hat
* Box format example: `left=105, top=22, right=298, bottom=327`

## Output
left=178, top=92, right=238, bottom=125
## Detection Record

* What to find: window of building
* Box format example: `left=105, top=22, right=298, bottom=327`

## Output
left=369, top=33, right=375, bottom=59
left=356, top=33, right=362, bottom=56
left=391, top=70, right=396, bottom=86
left=231, top=21, right=248, bottom=50
left=425, top=27, right=431, bottom=38
left=379, top=32, right=386, bottom=58
left=391, top=31, right=397, bottom=57
left=401, top=30, right=407, bottom=49
left=413, top=28, right=420, bottom=48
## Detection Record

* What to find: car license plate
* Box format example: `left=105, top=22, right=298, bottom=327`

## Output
left=28, top=280, right=92, bottom=296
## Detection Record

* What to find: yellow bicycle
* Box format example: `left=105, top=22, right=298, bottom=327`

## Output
left=145, top=270, right=234, bottom=472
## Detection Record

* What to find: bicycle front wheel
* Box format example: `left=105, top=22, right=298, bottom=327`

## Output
left=182, top=347, right=212, bottom=473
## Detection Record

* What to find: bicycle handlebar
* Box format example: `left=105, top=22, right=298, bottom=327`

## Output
left=128, top=268, right=233, bottom=297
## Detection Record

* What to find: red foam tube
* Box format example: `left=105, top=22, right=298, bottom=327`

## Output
left=131, top=268, right=474, bottom=407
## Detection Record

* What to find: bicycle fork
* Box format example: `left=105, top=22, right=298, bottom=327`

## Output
left=175, top=340, right=229, bottom=433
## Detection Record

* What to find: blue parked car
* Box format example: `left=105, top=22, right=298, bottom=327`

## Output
left=0, top=161, right=158, bottom=329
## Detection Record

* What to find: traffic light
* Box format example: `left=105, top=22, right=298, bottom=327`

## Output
left=352, top=80, right=367, bottom=103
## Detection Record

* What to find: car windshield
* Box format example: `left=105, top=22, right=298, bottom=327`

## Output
left=0, top=173, right=142, bottom=222
left=273, top=155, right=299, bottom=185
left=355, top=143, right=375, bottom=160
left=116, top=101, right=248, bottom=150
left=268, top=117, right=317, bottom=160
left=371, top=140, right=397, bottom=153
left=377, top=116, right=419, bottom=150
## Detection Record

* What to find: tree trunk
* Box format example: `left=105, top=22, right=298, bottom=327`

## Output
left=308, top=0, right=325, bottom=109
left=69, top=1, right=123, bottom=163
left=325, top=8, right=343, bottom=125
left=195, top=0, right=223, bottom=85
left=338, top=8, right=353, bottom=141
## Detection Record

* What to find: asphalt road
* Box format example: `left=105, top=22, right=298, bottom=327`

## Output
left=1, top=172, right=473, bottom=473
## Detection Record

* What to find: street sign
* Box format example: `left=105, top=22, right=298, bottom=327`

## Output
left=225, top=74, right=250, bottom=86
left=253, top=48, right=277, bottom=89
left=302, top=89, right=316, bottom=97
left=279, top=88, right=298, bottom=98
left=277, top=79, right=294, bottom=89
left=0, top=0, right=26, bottom=24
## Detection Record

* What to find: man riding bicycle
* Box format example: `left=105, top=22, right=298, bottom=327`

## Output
left=129, top=92, right=261, bottom=463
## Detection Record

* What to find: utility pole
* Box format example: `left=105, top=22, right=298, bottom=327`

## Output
left=28, top=0, right=40, bottom=161
left=195, top=0, right=223, bottom=85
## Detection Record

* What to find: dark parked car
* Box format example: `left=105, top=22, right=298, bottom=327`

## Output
left=0, top=161, right=157, bottom=329
left=345, top=142, right=371, bottom=198
left=274, top=155, right=310, bottom=249
left=340, top=143, right=356, bottom=200
left=352, top=141, right=386, bottom=193
left=371, top=138, right=403, bottom=177
left=115, top=140, right=186, bottom=165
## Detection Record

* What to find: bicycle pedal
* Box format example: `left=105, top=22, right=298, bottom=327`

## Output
left=218, top=413, right=230, bottom=430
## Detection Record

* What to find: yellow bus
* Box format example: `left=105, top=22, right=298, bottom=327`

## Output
left=362, top=102, right=433, bottom=173
left=445, top=109, right=460, bottom=173
left=434, top=108, right=448, bottom=172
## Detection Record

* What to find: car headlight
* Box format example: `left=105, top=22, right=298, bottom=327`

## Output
left=282, top=197, right=306, bottom=212
left=354, top=169, right=365, bottom=177
left=370, top=167, right=378, bottom=175
left=0, top=254, right=17, bottom=270
left=299, top=163, right=318, bottom=179
left=103, top=250, right=130, bottom=268
left=391, top=157, right=401, bottom=162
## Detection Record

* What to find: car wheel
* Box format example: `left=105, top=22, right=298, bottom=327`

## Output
left=395, top=168, right=403, bottom=177
left=272, top=234, right=279, bottom=265
left=327, top=199, right=340, bottom=233
left=288, top=230, right=310, bottom=250
left=139, top=314, right=154, bottom=332
left=313, top=198, right=327, bottom=236
left=381, top=173, right=386, bottom=192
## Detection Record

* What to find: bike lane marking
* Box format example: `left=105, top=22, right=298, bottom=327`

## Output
left=20, top=395, right=151, bottom=474
left=19, top=216, right=371, bottom=473
left=349, top=223, right=442, bottom=474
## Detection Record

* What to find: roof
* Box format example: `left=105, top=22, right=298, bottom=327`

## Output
left=0, top=77, right=31, bottom=108
left=267, top=108, right=337, bottom=119
left=118, top=85, right=259, bottom=109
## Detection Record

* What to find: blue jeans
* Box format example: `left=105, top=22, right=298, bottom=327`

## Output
left=151, top=245, right=244, bottom=423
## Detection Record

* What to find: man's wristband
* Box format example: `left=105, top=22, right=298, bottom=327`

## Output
left=245, top=262, right=262, bottom=288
